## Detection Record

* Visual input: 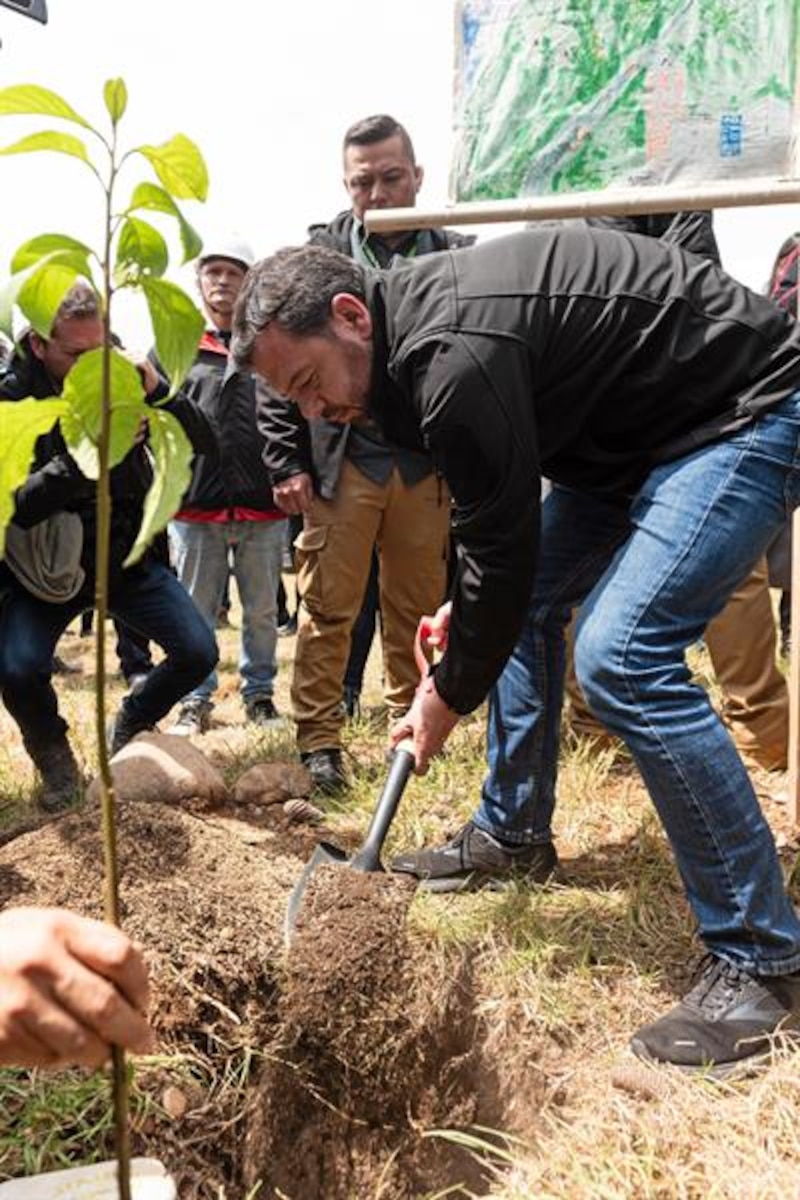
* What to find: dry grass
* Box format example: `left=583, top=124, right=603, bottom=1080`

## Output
left=2, top=595, right=800, bottom=1195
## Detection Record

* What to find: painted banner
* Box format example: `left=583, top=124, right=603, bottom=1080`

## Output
left=452, top=0, right=800, bottom=200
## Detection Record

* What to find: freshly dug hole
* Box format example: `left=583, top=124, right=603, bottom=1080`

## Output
left=245, top=867, right=495, bottom=1199
left=0, top=804, right=525, bottom=1198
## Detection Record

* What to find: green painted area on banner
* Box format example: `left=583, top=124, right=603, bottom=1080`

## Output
left=452, top=0, right=800, bottom=200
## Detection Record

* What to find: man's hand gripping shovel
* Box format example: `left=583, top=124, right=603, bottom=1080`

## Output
left=283, top=617, right=439, bottom=946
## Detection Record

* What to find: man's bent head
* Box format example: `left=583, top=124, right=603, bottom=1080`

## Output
left=231, top=246, right=374, bottom=424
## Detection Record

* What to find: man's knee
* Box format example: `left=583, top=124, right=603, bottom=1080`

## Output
left=168, top=611, right=218, bottom=676
left=0, top=639, right=53, bottom=692
left=573, top=613, right=623, bottom=714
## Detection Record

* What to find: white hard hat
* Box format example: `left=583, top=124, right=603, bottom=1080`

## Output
left=198, top=235, right=255, bottom=271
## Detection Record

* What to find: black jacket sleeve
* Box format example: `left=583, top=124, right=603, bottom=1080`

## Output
left=156, top=390, right=217, bottom=455
left=255, top=380, right=313, bottom=484
left=406, top=334, right=541, bottom=713
left=12, top=450, right=94, bottom=528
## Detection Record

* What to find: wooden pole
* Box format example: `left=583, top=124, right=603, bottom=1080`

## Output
left=365, top=176, right=800, bottom=233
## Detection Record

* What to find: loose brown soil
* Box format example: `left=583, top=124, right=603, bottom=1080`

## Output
left=0, top=792, right=511, bottom=1199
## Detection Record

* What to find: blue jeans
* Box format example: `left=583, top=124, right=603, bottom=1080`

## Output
left=0, top=559, right=217, bottom=749
left=169, top=518, right=284, bottom=704
left=477, top=393, right=800, bottom=974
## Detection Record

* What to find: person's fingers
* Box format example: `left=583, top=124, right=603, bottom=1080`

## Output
left=63, top=915, right=150, bottom=1012
left=55, top=958, right=155, bottom=1056
left=20, top=996, right=111, bottom=1069
left=0, top=1011, right=60, bottom=1068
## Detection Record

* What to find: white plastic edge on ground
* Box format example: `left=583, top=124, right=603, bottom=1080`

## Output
left=0, top=1157, right=176, bottom=1198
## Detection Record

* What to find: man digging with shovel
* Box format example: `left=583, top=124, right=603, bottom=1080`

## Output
left=232, top=227, right=800, bottom=1078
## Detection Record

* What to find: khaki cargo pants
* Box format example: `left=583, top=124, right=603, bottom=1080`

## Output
left=292, top=460, right=450, bottom=753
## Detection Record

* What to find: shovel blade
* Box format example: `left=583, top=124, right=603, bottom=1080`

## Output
left=284, top=839, right=349, bottom=946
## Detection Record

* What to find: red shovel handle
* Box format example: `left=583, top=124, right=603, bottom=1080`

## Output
left=414, top=616, right=436, bottom=678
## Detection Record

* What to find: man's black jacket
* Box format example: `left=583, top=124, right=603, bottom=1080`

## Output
left=165, top=331, right=280, bottom=515
left=0, top=334, right=215, bottom=579
left=258, top=211, right=474, bottom=497
left=362, top=225, right=800, bottom=714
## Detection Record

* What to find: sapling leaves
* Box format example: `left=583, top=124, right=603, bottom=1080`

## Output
left=0, top=129, right=90, bottom=163
left=127, top=181, right=203, bottom=263
left=15, top=259, right=82, bottom=336
left=104, top=78, right=128, bottom=125
left=60, top=349, right=146, bottom=480
left=0, top=75, right=209, bottom=1199
left=116, top=217, right=169, bottom=280
left=141, top=276, right=204, bottom=394
left=135, top=133, right=208, bottom=202
left=0, top=83, right=94, bottom=131
left=124, top=407, right=193, bottom=567
left=11, top=233, right=95, bottom=275
left=0, top=397, right=68, bottom=556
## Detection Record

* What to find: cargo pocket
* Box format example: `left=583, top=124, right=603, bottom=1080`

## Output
left=295, top=523, right=330, bottom=615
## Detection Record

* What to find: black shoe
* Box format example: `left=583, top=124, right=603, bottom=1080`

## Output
left=245, top=697, right=281, bottom=726
left=108, top=704, right=154, bottom=756
left=631, top=954, right=800, bottom=1076
left=391, top=821, right=559, bottom=893
left=277, top=614, right=298, bottom=638
left=28, top=738, right=83, bottom=813
left=300, top=748, right=348, bottom=795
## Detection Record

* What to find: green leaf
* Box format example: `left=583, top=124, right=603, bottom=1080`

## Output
left=0, top=130, right=89, bottom=164
left=11, top=233, right=94, bottom=275
left=141, top=278, right=203, bottom=393
left=0, top=84, right=93, bottom=130
left=59, top=348, right=146, bottom=479
left=0, top=397, right=69, bottom=555
left=116, top=217, right=169, bottom=278
left=127, top=181, right=202, bottom=263
left=103, top=78, right=128, bottom=124
left=16, top=262, right=84, bottom=337
left=135, top=133, right=208, bottom=201
left=124, top=407, right=193, bottom=566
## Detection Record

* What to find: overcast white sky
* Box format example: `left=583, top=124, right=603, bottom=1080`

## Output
left=1, top=0, right=798, bottom=346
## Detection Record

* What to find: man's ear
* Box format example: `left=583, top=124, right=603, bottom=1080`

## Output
left=330, top=293, right=372, bottom=339
left=29, top=331, right=46, bottom=361
left=415, top=164, right=424, bottom=194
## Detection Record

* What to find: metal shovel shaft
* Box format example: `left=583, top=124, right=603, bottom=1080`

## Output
left=284, top=737, right=416, bottom=944
left=350, top=741, right=415, bottom=871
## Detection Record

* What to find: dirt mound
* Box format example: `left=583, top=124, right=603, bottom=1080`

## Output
left=0, top=802, right=507, bottom=1198
left=245, top=867, right=490, bottom=1199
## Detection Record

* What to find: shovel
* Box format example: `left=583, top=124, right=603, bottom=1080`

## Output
left=284, top=735, right=416, bottom=945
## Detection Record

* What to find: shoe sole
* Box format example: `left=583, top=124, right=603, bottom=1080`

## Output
left=413, top=863, right=561, bottom=895
left=629, top=1037, right=781, bottom=1082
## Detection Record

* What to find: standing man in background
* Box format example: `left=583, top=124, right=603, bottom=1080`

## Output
left=258, top=114, right=466, bottom=792
left=168, top=238, right=286, bottom=735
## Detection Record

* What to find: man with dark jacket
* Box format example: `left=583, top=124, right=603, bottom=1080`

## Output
left=167, top=238, right=285, bottom=734
left=258, top=114, right=466, bottom=792
left=233, top=229, right=800, bottom=1076
left=560, top=213, right=789, bottom=771
left=0, top=282, right=218, bottom=810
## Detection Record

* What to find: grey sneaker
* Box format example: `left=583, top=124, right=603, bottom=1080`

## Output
left=391, top=821, right=559, bottom=893
left=169, top=701, right=212, bottom=737
left=631, top=954, right=800, bottom=1076
left=28, top=737, right=83, bottom=813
